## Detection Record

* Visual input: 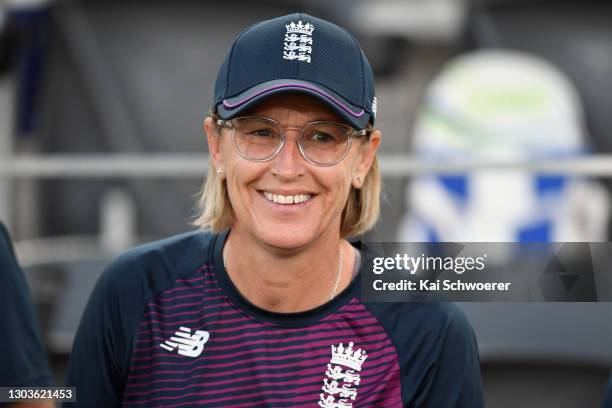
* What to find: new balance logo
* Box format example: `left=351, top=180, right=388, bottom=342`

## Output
left=160, top=327, right=210, bottom=357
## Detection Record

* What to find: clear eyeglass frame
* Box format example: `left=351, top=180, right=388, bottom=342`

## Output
left=216, top=115, right=371, bottom=167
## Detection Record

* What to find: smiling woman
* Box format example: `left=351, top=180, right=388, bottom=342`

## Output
left=65, top=13, right=484, bottom=407
left=201, top=93, right=380, bottom=312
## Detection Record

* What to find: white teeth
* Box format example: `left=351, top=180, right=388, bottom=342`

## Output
left=263, top=192, right=312, bottom=205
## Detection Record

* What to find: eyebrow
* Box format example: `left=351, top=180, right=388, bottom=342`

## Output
left=244, top=113, right=347, bottom=126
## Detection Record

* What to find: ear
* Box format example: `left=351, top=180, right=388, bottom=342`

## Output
left=352, top=130, right=381, bottom=189
left=204, top=116, right=224, bottom=175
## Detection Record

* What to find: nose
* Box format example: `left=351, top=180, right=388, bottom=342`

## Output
left=270, top=130, right=307, bottom=180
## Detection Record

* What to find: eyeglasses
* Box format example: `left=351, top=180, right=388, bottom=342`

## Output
left=216, top=116, right=371, bottom=167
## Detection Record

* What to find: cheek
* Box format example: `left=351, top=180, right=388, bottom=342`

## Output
left=322, top=169, right=353, bottom=207
left=226, top=163, right=256, bottom=193
left=223, top=161, right=259, bottom=207
left=222, top=140, right=255, bottom=184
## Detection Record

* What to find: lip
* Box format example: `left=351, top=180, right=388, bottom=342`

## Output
left=258, top=189, right=316, bottom=196
left=257, top=190, right=316, bottom=207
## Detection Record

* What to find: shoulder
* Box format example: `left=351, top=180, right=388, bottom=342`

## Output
left=86, top=230, right=218, bottom=336
left=109, top=229, right=215, bottom=272
left=364, top=301, right=473, bottom=341
left=0, top=221, right=34, bottom=305
left=411, top=302, right=472, bottom=333
left=362, top=302, right=482, bottom=405
left=0, top=220, right=29, bottom=299
left=0, top=221, right=10, bottom=244
left=67, top=230, right=220, bottom=393
left=99, top=229, right=216, bottom=294
left=354, top=241, right=474, bottom=339
left=0, top=221, right=17, bottom=267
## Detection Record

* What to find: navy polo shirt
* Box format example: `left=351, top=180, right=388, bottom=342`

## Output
left=66, top=230, right=483, bottom=407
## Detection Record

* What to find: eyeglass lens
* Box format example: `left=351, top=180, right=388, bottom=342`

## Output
left=233, top=117, right=350, bottom=165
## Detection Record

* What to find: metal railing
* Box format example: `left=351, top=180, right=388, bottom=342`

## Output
left=3, top=153, right=612, bottom=177
left=5, top=152, right=612, bottom=268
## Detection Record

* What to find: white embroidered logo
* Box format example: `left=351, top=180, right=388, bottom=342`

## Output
left=318, top=342, right=368, bottom=407
left=371, top=97, right=378, bottom=118
left=283, top=20, right=314, bottom=63
left=160, top=326, right=210, bottom=358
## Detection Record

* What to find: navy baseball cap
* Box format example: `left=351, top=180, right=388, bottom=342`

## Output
left=213, top=13, right=377, bottom=129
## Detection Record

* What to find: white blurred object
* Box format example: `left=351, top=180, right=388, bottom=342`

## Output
left=353, top=0, right=467, bottom=43
left=415, top=51, right=586, bottom=157
left=100, top=188, right=136, bottom=253
left=399, top=50, right=610, bottom=242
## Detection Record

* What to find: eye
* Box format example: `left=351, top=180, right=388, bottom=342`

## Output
left=248, top=128, right=275, bottom=138
left=309, top=131, right=335, bottom=144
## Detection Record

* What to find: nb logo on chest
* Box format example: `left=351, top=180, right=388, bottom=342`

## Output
left=160, top=326, right=210, bottom=358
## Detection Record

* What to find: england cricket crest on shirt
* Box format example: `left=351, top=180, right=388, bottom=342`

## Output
left=283, top=20, right=314, bottom=63
left=318, top=342, right=367, bottom=407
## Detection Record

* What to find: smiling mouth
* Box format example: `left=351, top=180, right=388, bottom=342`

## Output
left=263, top=191, right=313, bottom=205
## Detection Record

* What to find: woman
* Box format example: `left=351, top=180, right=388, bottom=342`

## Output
left=66, top=13, right=483, bottom=407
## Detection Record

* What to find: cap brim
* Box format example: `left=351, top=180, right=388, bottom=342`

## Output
left=217, top=79, right=370, bottom=129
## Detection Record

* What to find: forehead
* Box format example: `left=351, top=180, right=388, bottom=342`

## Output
left=242, top=93, right=344, bottom=124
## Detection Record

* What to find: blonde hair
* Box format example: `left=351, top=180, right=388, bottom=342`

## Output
left=193, top=117, right=381, bottom=238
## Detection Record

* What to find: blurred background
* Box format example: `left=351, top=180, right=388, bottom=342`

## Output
left=1, top=0, right=611, bottom=406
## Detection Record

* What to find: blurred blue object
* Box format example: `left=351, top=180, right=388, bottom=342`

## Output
left=398, top=47, right=612, bottom=408
left=399, top=50, right=610, bottom=243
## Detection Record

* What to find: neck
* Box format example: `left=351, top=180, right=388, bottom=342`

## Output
left=223, top=228, right=354, bottom=313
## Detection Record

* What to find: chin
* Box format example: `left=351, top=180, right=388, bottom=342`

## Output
left=256, top=224, right=318, bottom=251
